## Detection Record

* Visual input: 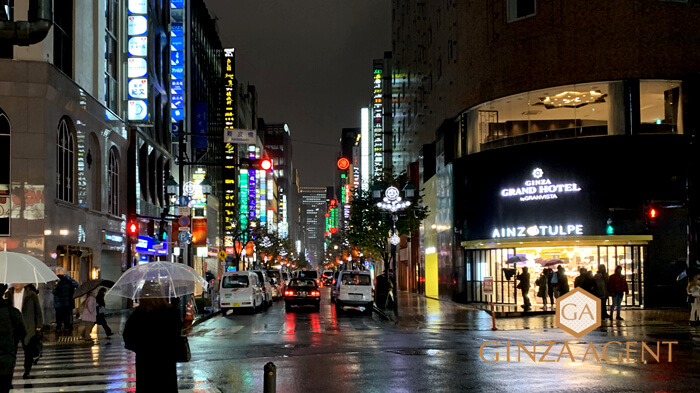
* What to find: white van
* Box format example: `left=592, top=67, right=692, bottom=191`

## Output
left=220, top=271, right=264, bottom=313
left=335, top=270, right=374, bottom=314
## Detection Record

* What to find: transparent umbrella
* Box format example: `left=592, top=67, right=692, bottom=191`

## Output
left=0, top=245, right=59, bottom=284
left=106, top=261, right=208, bottom=299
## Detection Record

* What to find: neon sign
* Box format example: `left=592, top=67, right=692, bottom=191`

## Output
left=127, top=0, right=148, bottom=121
left=500, top=168, right=581, bottom=202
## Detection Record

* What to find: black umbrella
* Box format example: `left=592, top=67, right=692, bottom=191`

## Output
left=73, top=279, right=115, bottom=298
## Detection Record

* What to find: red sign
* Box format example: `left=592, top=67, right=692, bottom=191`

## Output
left=337, top=157, right=350, bottom=170
left=483, top=277, right=494, bottom=295
left=191, top=218, right=207, bottom=246
left=225, top=247, right=234, bottom=255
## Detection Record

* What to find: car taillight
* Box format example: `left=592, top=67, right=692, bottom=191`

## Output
left=332, top=279, right=336, bottom=285
left=284, top=290, right=295, bottom=296
left=371, top=288, right=375, bottom=299
left=311, top=291, right=320, bottom=297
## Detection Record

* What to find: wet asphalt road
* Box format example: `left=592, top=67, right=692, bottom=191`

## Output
left=186, top=288, right=700, bottom=393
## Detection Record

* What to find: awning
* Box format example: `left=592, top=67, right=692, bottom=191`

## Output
left=461, top=235, right=653, bottom=249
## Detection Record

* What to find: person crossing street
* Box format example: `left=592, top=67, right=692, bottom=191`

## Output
left=4, top=283, right=42, bottom=379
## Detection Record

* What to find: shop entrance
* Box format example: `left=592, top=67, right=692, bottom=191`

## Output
left=463, top=241, right=646, bottom=307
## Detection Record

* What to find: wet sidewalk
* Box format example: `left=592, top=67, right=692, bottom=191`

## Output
left=378, top=291, right=692, bottom=331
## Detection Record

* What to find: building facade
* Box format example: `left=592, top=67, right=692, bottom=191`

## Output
left=392, top=0, right=700, bottom=308
left=300, top=186, right=327, bottom=265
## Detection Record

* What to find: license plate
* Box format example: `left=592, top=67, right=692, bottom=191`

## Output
left=298, top=292, right=306, bottom=297
left=232, top=303, right=240, bottom=307
left=350, top=294, right=362, bottom=300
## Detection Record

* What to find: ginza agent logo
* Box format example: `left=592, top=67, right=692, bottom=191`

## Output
left=556, top=288, right=601, bottom=338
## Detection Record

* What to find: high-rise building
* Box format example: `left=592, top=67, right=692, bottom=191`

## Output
left=391, top=0, right=700, bottom=307
left=299, top=187, right=327, bottom=265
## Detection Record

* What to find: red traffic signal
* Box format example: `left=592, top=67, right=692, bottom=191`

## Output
left=649, top=208, right=657, bottom=219
left=261, top=158, right=272, bottom=171
left=240, top=158, right=273, bottom=171
left=128, top=222, right=138, bottom=235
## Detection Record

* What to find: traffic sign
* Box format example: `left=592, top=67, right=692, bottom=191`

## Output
left=178, top=231, right=191, bottom=243
left=218, top=250, right=227, bottom=261
left=483, top=277, right=494, bottom=295
left=178, top=216, right=190, bottom=227
left=177, top=206, right=191, bottom=216
left=179, top=195, right=192, bottom=206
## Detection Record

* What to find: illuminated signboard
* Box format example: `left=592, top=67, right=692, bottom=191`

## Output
left=222, top=48, right=237, bottom=238
left=135, top=235, right=168, bottom=255
left=492, top=224, right=584, bottom=238
left=127, top=0, right=148, bottom=121
left=170, top=1, right=185, bottom=133
left=372, top=64, right=383, bottom=175
left=500, top=168, right=582, bottom=202
left=224, top=49, right=235, bottom=129
left=360, top=108, right=369, bottom=191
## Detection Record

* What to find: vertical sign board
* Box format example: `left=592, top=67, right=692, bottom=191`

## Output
left=170, top=0, right=185, bottom=134
left=222, top=49, right=237, bottom=249
left=483, top=277, right=494, bottom=295
left=127, top=0, right=148, bottom=121
left=372, top=61, right=383, bottom=175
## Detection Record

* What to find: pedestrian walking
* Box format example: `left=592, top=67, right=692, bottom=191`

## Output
left=687, top=272, right=700, bottom=326
left=549, top=267, right=559, bottom=299
left=123, top=282, right=182, bottom=393
left=574, top=268, right=587, bottom=288
left=545, top=268, right=555, bottom=305
left=594, top=264, right=610, bottom=319
left=536, top=270, right=548, bottom=310
left=78, top=290, right=97, bottom=342
left=0, top=284, right=26, bottom=393
left=95, top=288, right=113, bottom=337
left=52, top=272, right=78, bottom=335
left=608, top=265, right=629, bottom=321
left=4, top=283, right=43, bottom=379
left=557, top=265, right=570, bottom=296
left=517, top=267, right=531, bottom=311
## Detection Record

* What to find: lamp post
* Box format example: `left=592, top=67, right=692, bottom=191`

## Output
left=374, top=183, right=415, bottom=316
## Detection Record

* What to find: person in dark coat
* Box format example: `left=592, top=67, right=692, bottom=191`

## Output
left=536, top=271, right=548, bottom=310
left=557, top=265, right=570, bottom=296
left=517, top=267, right=531, bottom=311
left=5, top=283, right=43, bottom=379
left=95, top=288, right=113, bottom=337
left=0, top=284, right=26, bottom=393
left=123, top=282, right=182, bottom=393
left=594, top=264, right=610, bottom=319
left=545, top=269, right=555, bottom=305
left=52, top=273, right=78, bottom=334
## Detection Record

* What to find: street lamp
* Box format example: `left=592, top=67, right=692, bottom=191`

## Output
left=200, top=176, right=212, bottom=196
left=373, top=183, right=416, bottom=316
left=166, top=175, right=179, bottom=197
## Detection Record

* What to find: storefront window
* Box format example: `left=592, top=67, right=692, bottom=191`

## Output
left=639, top=80, right=683, bottom=134
left=471, top=81, right=611, bottom=150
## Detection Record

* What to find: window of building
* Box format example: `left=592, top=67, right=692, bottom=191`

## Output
left=54, top=0, right=74, bottom=76
left=639, top=80, right=683, bottom=134
left=0, top=109, right=10, bottom=236
left=108, top=147, right=119, bottom=215
left=56, top=118, right=75, bottom=203
left=104, top=0, right=118, bottom=111
left=507, top=0, right=536, bottom=22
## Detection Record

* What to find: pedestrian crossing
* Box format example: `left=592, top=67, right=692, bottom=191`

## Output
left=11, top=342, right=221, bottom=393
left=190, top=315, right=384, bottom=337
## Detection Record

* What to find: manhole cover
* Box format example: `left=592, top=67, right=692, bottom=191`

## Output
left=387, top=349, right=440, bottom=356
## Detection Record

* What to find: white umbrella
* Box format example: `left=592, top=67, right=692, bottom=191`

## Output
left=0, top=245, right=59, bottom=284
left=107, top=261, right=208, bottom=300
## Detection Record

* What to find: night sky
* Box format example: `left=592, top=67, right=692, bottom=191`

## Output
left=205, top=0, right=391, bottom=187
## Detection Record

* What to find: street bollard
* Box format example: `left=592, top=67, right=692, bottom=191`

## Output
left=263, top=362, right=276, bottom=393
left=490, top=301, right=498, bottom=331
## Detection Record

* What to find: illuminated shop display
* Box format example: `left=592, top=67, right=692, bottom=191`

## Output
left=127, top=0, right=149, bottom=121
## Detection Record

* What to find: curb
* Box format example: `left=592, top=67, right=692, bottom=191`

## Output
left=188, top=310, right=222, bottom=330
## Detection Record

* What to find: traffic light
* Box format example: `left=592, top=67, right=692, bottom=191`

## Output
left=239, top=158, right=273, bottom=171
left=606, top=217, right=614, bottom=235
left=647, top=204, right=658, bottom=228
left=158, top=220, right=167, bottom=241
left=127, top=220, right=139, bottom=242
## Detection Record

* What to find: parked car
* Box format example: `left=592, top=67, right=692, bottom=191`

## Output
left=219, top=271, right=264, bottom=313
left=267, top=269, right=285, bottom=299
left=335, top=270, right=374, bottom=314
left=252, top=270, right=274, bottom=308
left=284, top=278, right=321, bottom=312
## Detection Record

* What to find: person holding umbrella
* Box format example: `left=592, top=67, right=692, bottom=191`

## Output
left=123, top=281, right=182, bottom=392
left=52, top=269, right=78, bottom=336
left=4, top=283, right=42, bottom=379
left=0, top=283, right=26, bottom=393
left=78, top=290, right=97, bottom=342
left=96, top=288, right=113, bottom=337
